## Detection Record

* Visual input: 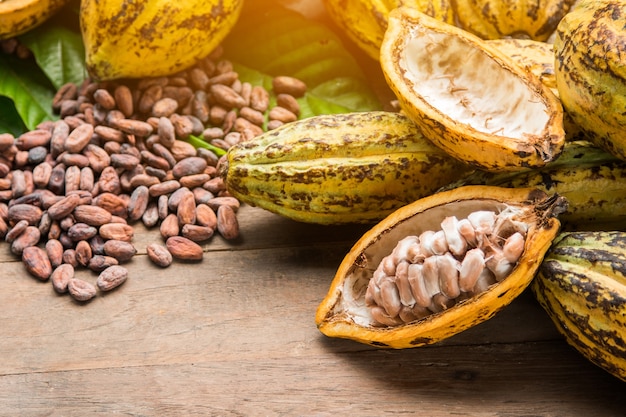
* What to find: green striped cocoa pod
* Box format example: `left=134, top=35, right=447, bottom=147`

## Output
left=533, top=231, right=626, bottom=382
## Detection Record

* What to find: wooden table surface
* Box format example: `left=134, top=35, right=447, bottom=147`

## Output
left=1, top=204, right=625, bottom=417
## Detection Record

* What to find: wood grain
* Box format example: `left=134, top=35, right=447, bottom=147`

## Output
left=1, top=205, right=624, bottom=416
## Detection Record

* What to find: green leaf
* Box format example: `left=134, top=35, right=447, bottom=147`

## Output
left=186, top=135, right=227, bottom=157
left=0, top=53, right=57, bottom=130
left=19, top=22, right=87, bottom=89
left=0, top=96, right=28, bottom=135
left=223, top=4, right=382, bottom=114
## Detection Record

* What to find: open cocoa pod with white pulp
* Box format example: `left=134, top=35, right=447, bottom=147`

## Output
left=379, top=7, right=566, bottom=172
left=316, top=186, right=568, bottom=348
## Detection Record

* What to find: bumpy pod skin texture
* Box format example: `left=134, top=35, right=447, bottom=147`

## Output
left=80, top=0, right=243, bottom=80
left=452, top=0, right=577, bottom=41
left=322, top=0, right=455, bottom=61
left=220, top=111, right=472, bottom=225
left=0, top=0, right=71, bottom=39
left=554, top=0, right=626, bottom=161
left=444, top=140, right=626, bottom=230
left=315, top=185, right=567, bottom=349
left=533, top=231, right=626, bottom=382
left=380, top=7, right=566, bottom=172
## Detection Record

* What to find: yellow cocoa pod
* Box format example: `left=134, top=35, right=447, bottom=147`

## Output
left=219, top=111, right=472, bottom=225
left=0, top=0, right=71, bottom=39
left=487, top=38, right=583, bottom=140
left=322, top=0, right=455, bottom=61
left=380, top=7, right=566, bottom=172
left=443, top=140, right=626, bottom=230
left=80, top=0, right=244, bottom=80
left=486, top=38, right=557, bottom=92
left=316, top=185, right=567, bottom=348
left=554, top=0, right=626, bottom=161
left=533, top=231, right=626, bottom=382
left=452, top=0, right=577, bottom=41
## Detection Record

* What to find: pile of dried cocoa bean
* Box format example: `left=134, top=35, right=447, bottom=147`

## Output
left=0, top=44, right=307, bottom=302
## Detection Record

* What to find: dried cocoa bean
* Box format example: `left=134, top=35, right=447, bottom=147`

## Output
left=88, top=254, right=119, bottom=272
left=22, top=246, right=52, bottom=281
left=45, top=238, right=64, bottom=268
left=51, top=263, right=74, bottom=293
left=8, top=203, right=43, bottom=225
left=166, top=235, right=203, bottom=261
left=68, top=278, right=97, bottom=301
left=216, top=205, right=239, bottom=240
left=99, top=223, right=134, bottom=242
left=146, top=243, right=173, bottom=267
left=103, top=239, right=137, bottom=262
left=97, top=265, right=128, bottom=291
left=11, top=226, right=41, bottom=255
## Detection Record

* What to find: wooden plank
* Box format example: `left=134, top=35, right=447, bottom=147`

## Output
left=0, top=341, right=623, bottom=416
left=2, top=207, right=625, bottom=416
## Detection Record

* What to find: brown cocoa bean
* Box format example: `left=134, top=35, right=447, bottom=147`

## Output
left=268, top=106, right=298, bottom=124
left=68, top=278, right=97, bottom=301
left=11, top=226, right=41, bottom=255
left=97, top=265, right=128, bottom=291
left=88, top=254, right=119, bottom=272
left=141, top=201, right=159, bottom=228
left=149, top=180, right=181, bottom=197
left=22, top=246, right=52, bottom=281
left=146, top=243, right=173, bottom=267
left=47, top=193, right=81, bottom=220
left=67, top=222, right=98, bottom=241
left=64, top=123, right=94, bottom=153
left=216, top=205, right=239, bottom=240
left=16, top=129, right=51, bottom=151
left=51, top=263, right=74, bottom=293
left=83, top=144, right=111, bottom=173
left=46, top=238, right=64, bottom=268
left=177, top=191, right=196, bottom=226
left=127, top=185, right=150, bottom=222
left=103, top=239, right=137, bottom=262
left=8, top=203, right=43, bottom=225
left=172, top=156, right=207, bottom=179
left=166, top=235, right=203, bottom=261
left=195, top=203, right=218, bottom=229
left=205, top=196, right=240, bottom=212
left=98, top=166, right=122, bottom=194
left=93, top=192, right=128, bottom=218
left=110, top=153, right=141, bottom=170
left=33, top=162, right=53, bottom=188
left=93, top=88, right=116, bottom=110
left=110, top=118, right=153, bottom=137
left=272, top=75, right=307, bottom=97
left=114, top=85, right=134, bottom=117
left=75, top=239, right=93, bottom=266
left=160, top=213, right=179, bottom=239
left=73, top=204, right=113, bottom=226
left=99, top=222, right=134, bottom=242
left=182, top=224, right=214, bottom=242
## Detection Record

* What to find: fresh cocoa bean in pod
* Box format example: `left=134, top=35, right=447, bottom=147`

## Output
left=316, top=186, right=567, bottom=349
left=22, top=246, right=52, bottom=281
left=166, top=236, right=203, bottom=261
left=96, top=265, right=128, bottom=292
